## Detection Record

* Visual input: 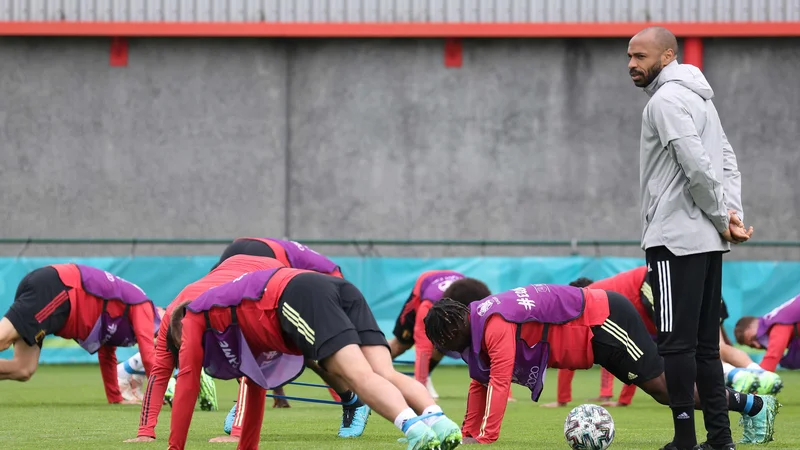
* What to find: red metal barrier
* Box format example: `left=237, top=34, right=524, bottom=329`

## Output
left=683, top=37, right=704, bottom=70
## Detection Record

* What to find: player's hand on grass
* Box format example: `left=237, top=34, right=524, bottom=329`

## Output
left=462, top=437, right=480, bottom=444
left=123, top=436, right=155, bottom=443
left=209, top=436, right=239, bottom=443
left=540, top=402, right=568, bottom=408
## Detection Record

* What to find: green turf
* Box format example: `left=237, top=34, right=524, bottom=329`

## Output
left=0, top=364, right=797, bottom=449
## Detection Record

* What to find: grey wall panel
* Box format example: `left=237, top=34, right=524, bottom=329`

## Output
left=0, top=38, right=289, bottom=246
left=3, top=0, right=800, bottom=23
left=702, top=37, right=800, bottom=246
left=0, top=37, right=797, bottom=259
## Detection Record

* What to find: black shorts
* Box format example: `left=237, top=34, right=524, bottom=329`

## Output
left=211, top=239, right=277, bottom=271
left=592, top=291, right=663, bottom=386
left=391, top=294, right=416, bottom=345
left=278, top=272, right=388, bottom=365
left=3, top=267, right=71, bottom=347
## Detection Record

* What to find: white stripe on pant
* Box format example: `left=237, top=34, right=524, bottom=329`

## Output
left=658, top=260, right=673, bottom=332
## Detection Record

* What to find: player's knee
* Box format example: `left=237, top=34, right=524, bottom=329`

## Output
left=651, top=390, right=669, bottom=405
left=326, top=356, right=373, bottom=389
left=0, top=319, right=20, bottom=351
left=338, top=366, right=373, bottom=391
left=369, top=360, right=400, bottom=381
left=388, top=339, right=408, bottom=358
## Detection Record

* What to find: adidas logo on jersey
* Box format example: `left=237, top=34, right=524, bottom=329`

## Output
left=627, top=372, right=637, bottom=380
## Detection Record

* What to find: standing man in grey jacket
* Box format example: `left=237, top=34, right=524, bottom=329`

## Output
left=627, top=27, right=771, bottom=450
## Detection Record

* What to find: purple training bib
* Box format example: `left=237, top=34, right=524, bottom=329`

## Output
left=756, top=294, right=800, bottom=369
left=466, top=284, right=585, bottom=401
left=187, top=269, right=280, bottom=312
left=419, top=272, right=465, bottom=305
left=187, top=268, right=304, bottom=389
left=200, top=321, right=305, bottom=389
left=271, top=239, right=340, bottom=275
left=75, top=265, right=159, bottom=354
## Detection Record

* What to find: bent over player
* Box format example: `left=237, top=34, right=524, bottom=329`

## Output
left=213, top=237, right=369, bottom=440
left=0, top=264, right=159, bottom=404
left=547, top=267, right=781, bottom=408
left=389, top=271, right=491, bottom=396
left=124, top=255, right=287, bottom=443
left=735, top=293, right=800, bottom=373
left=167, top=267, right=463, bottom=450
left=424, top=283, right=779, bottom=447
left=116, top=307, right=219, bottom=409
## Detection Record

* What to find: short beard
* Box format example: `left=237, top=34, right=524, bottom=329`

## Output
left=642, top=61, right=664, bottom=86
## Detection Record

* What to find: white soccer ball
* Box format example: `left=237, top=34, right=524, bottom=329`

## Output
left=563, top=404, right=615, bottom=450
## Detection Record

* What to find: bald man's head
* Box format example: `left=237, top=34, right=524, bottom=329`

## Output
left=636, top=27, right=679, bottom=55
left=627, top=26, right=678, bottom=87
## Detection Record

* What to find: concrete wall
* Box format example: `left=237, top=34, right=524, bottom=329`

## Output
left=1, top=37, right=798, bottom=259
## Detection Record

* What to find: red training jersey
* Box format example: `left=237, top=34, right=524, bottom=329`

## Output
left=137, top=255, right=286, bottom=439
left=51, top=263, right=156, bottom=404
left=760, top=324, right=796, bottom=372
left=556, top=266, right=650, bottom=404
left=414, top=301, right=435, bottom=384
left=398, top=270, right=460, bottom=384
left=168, top=267, right=307, bottom=450
left=462, top=288, right=610, bottom=444
left=588, top=266, right=653, bottom=336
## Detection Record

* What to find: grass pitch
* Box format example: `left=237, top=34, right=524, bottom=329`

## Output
left=0, top=364, right=797, bottom=449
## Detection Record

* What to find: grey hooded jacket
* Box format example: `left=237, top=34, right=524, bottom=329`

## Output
left=639, top=60, right=743, bottom=256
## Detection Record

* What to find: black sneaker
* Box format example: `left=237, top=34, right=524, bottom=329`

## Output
left=661, top=442, right=694, bottom=450
left=693, top=442, right=736, bottom=450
